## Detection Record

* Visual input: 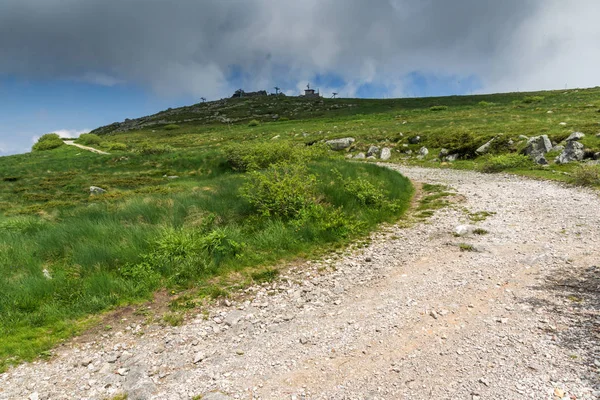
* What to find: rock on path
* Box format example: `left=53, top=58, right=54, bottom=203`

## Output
left=1, top=166, right=599, bottom=400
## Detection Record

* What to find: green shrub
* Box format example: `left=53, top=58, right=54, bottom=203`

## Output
left=136, top=144, right=174, bottom=155
left=32, top=134, right=64, bottom=152
left=571, top=165, right=600, bottom=186
left=478, top=101, right=495, bottom=107
left=480, top=154, right=534, bottom=173
left=522, top=96, right=544, bottom=104
left=76, top=133, right=102, bottom=146
left=241, top=163, right=318, bottom=219
left=163, top=124, right=180, bottom=131
left=429, top=130, right=482, bottom=158
left=224, top=142, right=324, bottom=172
left=430, top=105, right=448, bottom=111
left=104, top=142, right=128, bottom=151
left=248, top=119, right=260, bottom=127
left=333, top=169, right=385, bottom=206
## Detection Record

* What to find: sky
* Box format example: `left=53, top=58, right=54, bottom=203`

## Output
left=1, top=0, right=600, bottom=156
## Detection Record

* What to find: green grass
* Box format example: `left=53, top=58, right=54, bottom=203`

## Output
left=2, top=85, right=600, bottom=371
left=458, top=243, right=476, bottom=252
left=0, top=141, right=412, bottom=371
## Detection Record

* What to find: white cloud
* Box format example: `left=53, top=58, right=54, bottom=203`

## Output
left=30, top=129, right=91, bottom=146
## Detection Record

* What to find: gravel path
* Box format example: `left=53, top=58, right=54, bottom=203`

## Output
left=63, top=141, right=110, bottom=155
left=2, top=166, right=599, bottom=400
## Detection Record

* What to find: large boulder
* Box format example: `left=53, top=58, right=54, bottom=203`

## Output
left=325, top=137, right=355, bottom=151
left=566, top=132, right=585, bottom=141
left=380, top=147, right=392, bottom=160
left=367, top=145, right=380, bottom=157
left=476, top=138, right=495, bottom=155
left=524, top=135, right=552, bottom=162
left=556, top=141, right=585, bottom=164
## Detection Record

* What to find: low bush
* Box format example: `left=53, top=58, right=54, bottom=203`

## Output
left=135, top=144, right=174, bottom=155
left=241, top=162, right=318, bottom=219
left=76, top=133, right=103, bottom=146
left=332, top=169, right=385, bottom=206
left=163, top=124, right=180, bottom=131
left=430, top=105, right=448, bottom=111
left=224, top=142, right=325, bottom=172
left=104, top=142, right=128, bottom=151
left=429, top=130, right=482, bottom=158
left=478, top=101, right=495, bottom=107
left=480, top=153, right=534, bottom=173
left=248, top=119, right=260, bottom=127
left=571, top=164, right=600, bottom=187
left=522, top=96, right=544, bottom=104
left=32, top=133, right=64, bottom=152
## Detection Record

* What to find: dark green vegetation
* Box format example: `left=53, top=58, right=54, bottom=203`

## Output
left=2, top=86, right=600, bottom=371
left=32, top=133, right=65, bottom=152
left=0, top=127, right=412, bottom=371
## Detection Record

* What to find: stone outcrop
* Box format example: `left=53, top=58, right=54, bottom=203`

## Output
left=325, top=137, right=355, bottom=151
left=556, top=140, right=585, bottom=164
left=380, top=148, right=391, bottom=160
left=367, top=146, right=380, bottom=157
left=523, top=135, right=552, bottom=163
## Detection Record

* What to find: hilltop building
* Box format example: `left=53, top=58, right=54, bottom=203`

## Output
left=302, top=84, right=320, bottom=98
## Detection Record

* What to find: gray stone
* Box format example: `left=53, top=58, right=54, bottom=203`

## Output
left=405, top=150, right=413, bottom=155
left=224, top=310, right=245, bottom=327
left=445, top=154, right=459, bottom=162
left=518, top=135, right=529, bottom=140
left=380, top=147, right=392, bottom=160
left=439, top=148, right=449, bottom=157
left=367, top=155, right=377, bottom=160
left=89, top=186, right=106, bottom=195
left=354, top=153, right=366, bottom=159
left=366, top=146, right=380, bottom=157
left=454, top=225, right=476, bottom=236
left=202, top=393, right=233, bottom=400
left=552, top=145, right=564, bottom=152
left=535, top=156, right=548, bottom=165
left=325, top=137, right=355, bottom=151
left=566, top=131, right=585, bottom=141
left=476, top=138, right=495, bottom=155
left=419, top=147, right=429, bottom=156
left=124, top=366, right=156, bottom=400
left=556, top=140, right=585, bottom=164
left=596, top=133, right=600, bottom=138
left=193, top=352, right=206, bottom=364
left=408, top=136, right=421, bottom=144
left=595, top=152, right=600, bottom=160
left=523, top=135, right=552, bottom=160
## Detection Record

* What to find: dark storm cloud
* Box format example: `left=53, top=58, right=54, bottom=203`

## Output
left=0, top=0, right=598, bottom=97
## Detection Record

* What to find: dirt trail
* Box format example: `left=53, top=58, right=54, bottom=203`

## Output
left=1, top=166, right=599, bottom=400
left=64, top=140, right=110, bottom=155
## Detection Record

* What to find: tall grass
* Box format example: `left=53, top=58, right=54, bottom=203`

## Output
left=0, top=148, right=412, bottom=370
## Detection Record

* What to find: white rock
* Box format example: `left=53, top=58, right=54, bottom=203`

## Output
left=454, top=225, right=476, bottom=236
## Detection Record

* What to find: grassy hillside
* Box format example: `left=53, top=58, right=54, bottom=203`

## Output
left=0, top=118, right=413, bottom=372
left=2, top=86, right=600, bottom=371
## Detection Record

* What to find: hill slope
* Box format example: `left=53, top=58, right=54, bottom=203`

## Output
left=1, top=86, right=599, bottom=372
